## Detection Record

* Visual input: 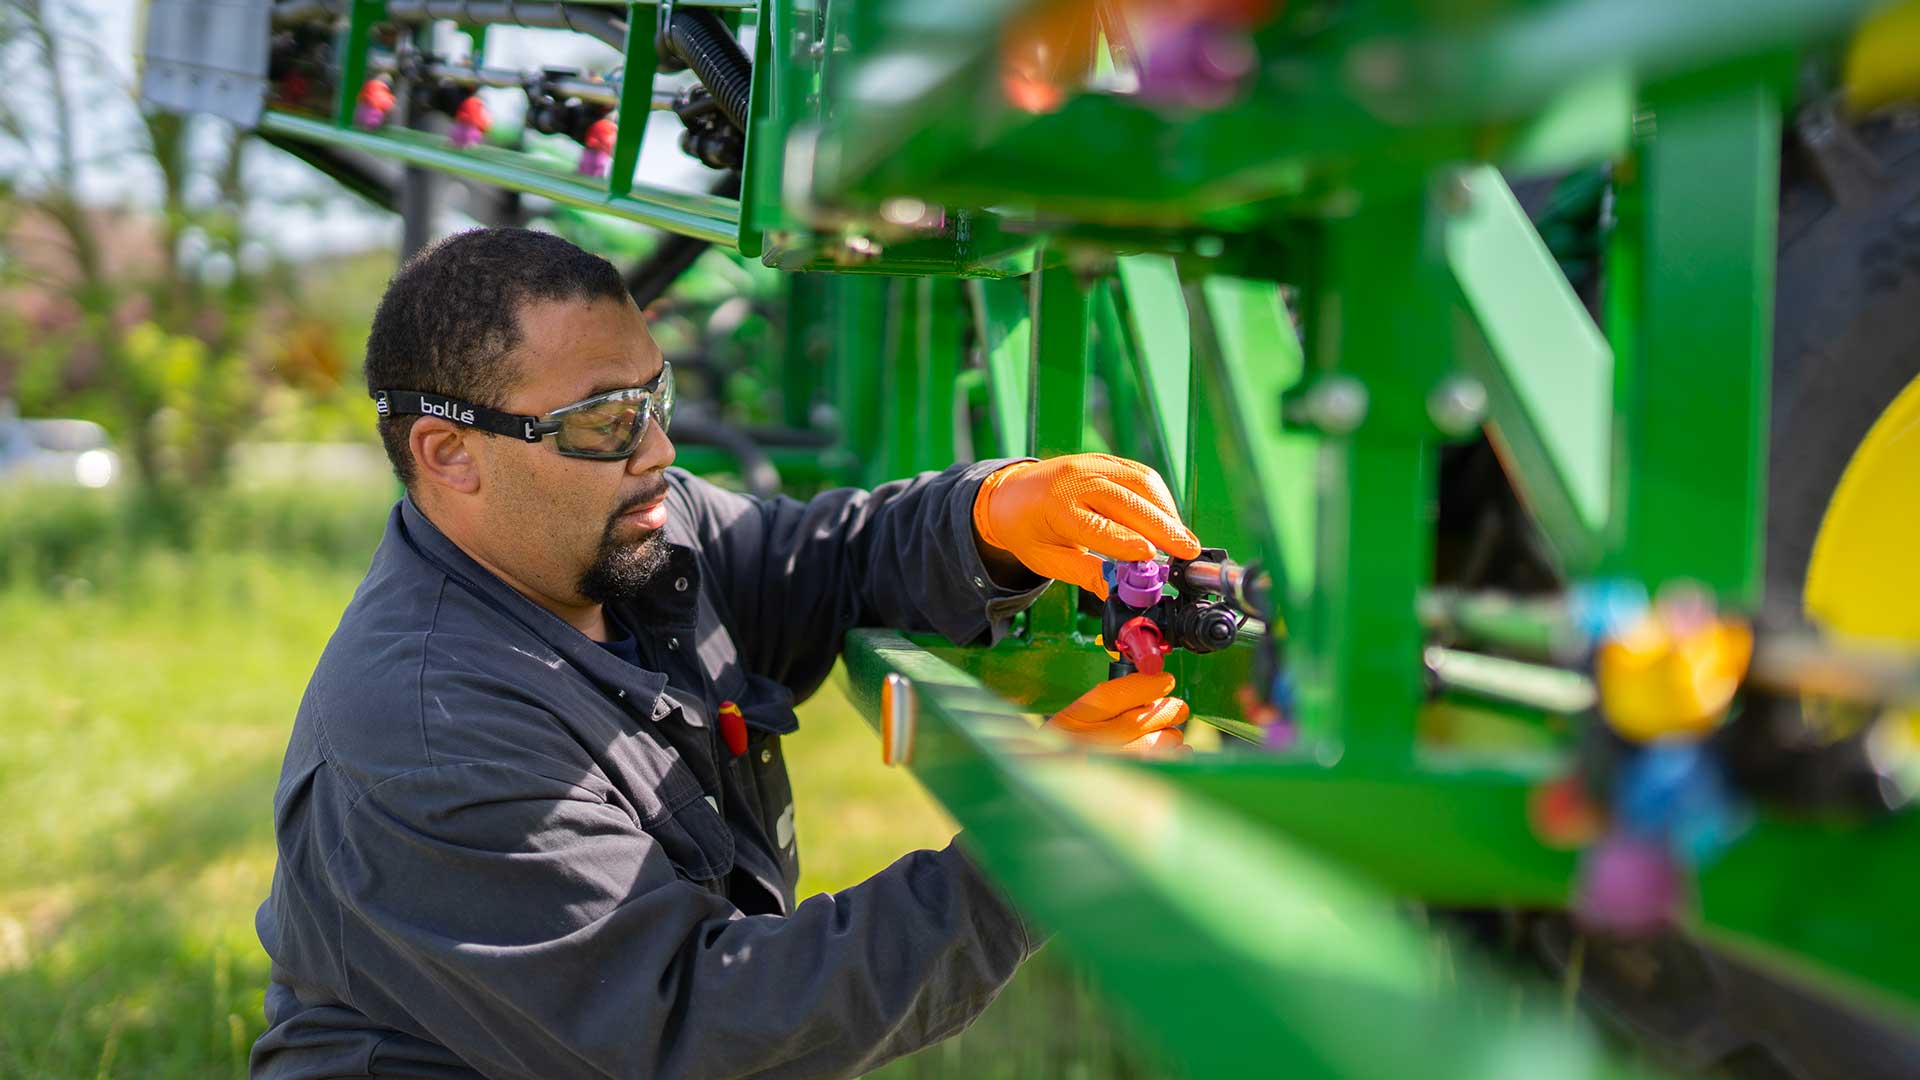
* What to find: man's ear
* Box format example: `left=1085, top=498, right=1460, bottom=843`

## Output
left=410, top=419, right=483, bottom=496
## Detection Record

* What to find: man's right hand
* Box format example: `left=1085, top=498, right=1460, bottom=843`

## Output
left=1048, top=671, right=1188, bottom=752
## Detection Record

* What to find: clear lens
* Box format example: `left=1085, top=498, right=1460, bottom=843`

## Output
left=654, top=363, right=675, bottom=435
left=557, top=393, right=645, bottom=455
left=550, top=366, right=673, bottom=457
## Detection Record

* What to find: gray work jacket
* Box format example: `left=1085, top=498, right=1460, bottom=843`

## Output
left=251, top=461, right=1048, bottom=1080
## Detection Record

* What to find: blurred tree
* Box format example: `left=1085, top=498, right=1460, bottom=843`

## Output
left=0, top=0, right=317, bottom=512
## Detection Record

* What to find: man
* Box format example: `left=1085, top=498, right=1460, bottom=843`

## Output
left=252, top=228, right=1200, bottom=1079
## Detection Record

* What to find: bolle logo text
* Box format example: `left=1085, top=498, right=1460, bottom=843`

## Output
left=422, top=399, right=475, bottom=424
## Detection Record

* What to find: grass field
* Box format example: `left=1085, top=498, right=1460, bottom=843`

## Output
left=0, top=485, right=1160, bottom=1079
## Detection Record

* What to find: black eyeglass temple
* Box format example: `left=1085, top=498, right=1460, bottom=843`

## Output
left=370, top=390, right=544, bottom=442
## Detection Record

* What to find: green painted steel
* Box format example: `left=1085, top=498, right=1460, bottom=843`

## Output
left=333, top=0, right=385, bottom=129
left=1697, top=810, right=1920, bottom=1024
left=779, top=272, right=825, bottom=429
left=1113, top=256, right=1191, bottom=501
left=1187, top=276, right=1313, bottom=619
left=913, top=278, right=963, bottom=473
left=1291, top=200, right=1453, bottom=770
left=1023, top=263, right=1091, bottom=638
left=843, top=629, right=1641, bottom=1080
left=1603, top=78, right=1779, bottom=606
left=1447, top=165, right=1612, bottom=570
left=879, top=278, right=923, bottom=481
left=1088, top=287, right=1142, bottom=467
left=257, top=112, right=741, bottom=245
left=607, top=3, right=661, bottom=203
left=825, top=275, right=888, bottom=485
left=810, top=0, right=1872, bottom=228
left=968, top=278, right=1033, bottom=460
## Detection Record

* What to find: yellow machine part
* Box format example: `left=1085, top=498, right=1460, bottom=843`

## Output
left=1804, top=372, right=1920, bottom=643
left=1845, top=0, right=1920, bottom=114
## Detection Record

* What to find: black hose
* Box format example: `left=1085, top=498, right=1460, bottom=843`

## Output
left=624, top=172, right=738, bottom=309
left=661, top=10, right=752, bottom=134
left=627, top=233, right=710, bottom=310
left=669, top=415, right=780, bottom=498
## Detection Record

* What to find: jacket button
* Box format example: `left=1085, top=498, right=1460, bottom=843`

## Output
left=972, top=576, right=986, bottom=589
left=674, top=576, right=689, bottom=592
left=759, top=748, right=772, bottom=764
left=667, top=636, right=680, bottom=651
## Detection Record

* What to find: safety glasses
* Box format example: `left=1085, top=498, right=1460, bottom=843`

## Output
left=372, top=363, right=674, bottom=460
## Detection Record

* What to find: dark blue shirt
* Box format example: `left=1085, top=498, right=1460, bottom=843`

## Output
left=595, top=610, right=646, bottom=669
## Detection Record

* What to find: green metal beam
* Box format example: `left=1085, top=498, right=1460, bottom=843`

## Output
left=1024, top=263, right=1091, bottom=637
left=969, top=278, right=1032, bottom=459
left=779, top=272, right=827, bottom=429
left=913, top=277, right=963, bottom=473
left=880, top=278, right=923, bottom=481
left=258, top=111, right=741, bottom=245
left=332, top=0, right=385, bottom=129
left=1113, top=256, right=1192, bottom=502
left=842, top=629, right=1640, bottom=1080
left=1602, top=79, right=1779, bottom=606
left=1186, top=277, right=1312, bottom=603
left=816, top=0, right=1869, bottom=228
left=827, top=276, right=888, bottom=485
left=1698, top=810, right=1920, bottom=1026
left=1292, top=199, right=1452, bottom=770
left=1446, top=165, right=1612, bottom=571
left=606, top=2, right=661, bottom=202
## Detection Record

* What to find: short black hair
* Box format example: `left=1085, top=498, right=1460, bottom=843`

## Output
left=365, top=227, right=629, bottom=486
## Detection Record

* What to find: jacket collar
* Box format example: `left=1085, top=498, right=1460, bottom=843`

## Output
left=393, top=496, right=670, bottom=717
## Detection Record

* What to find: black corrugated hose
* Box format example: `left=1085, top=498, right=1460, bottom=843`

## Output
left=661, top=9, right=753, bottom=134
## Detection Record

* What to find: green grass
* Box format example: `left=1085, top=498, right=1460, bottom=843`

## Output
left=0, top=486, right=1160, bottom=1079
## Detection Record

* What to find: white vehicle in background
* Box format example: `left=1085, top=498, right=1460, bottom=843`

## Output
left=0, top=403, right=121, bottom=488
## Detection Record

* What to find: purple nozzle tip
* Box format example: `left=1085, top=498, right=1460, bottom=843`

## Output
left=1114, top=560, right=1169, bottom=609
left=1575, top=835, right=1682, bottom=935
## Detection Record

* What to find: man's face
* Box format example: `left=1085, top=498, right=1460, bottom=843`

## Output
left=469, top=295, right=676, bottom=609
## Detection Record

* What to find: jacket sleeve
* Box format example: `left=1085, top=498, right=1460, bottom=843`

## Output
left=673, top=460, right=1050, bottom=700
left=330, top=760, right=1033, bottom=1080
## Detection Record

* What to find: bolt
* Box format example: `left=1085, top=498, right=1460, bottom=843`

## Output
left=841, top=234, right=883, bottom=262
left=1426, top=375, right=1487, bottom=436
left=1286, top=376, right=1368, bottom=435
left=809, top=38, right=826, bottom=61
left=879, top=197, right=929, bottom=227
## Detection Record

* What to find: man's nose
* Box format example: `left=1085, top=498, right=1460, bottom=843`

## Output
left=627, top=419, right=674, bottom=475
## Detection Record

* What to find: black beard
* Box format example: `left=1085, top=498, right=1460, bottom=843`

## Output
left=577, top=513, right=671, bottom=605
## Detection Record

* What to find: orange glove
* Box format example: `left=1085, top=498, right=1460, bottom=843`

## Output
left=1048, top=671, right=1189, bottom=751
left=973, top=454, right=1201, bottom=599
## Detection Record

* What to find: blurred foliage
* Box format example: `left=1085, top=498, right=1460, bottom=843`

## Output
left=0, top=0, right=385, bottom=509
left=0, top=482, right=397, bottom=586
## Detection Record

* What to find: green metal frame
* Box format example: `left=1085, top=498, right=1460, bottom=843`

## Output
left=204, top=1, right=1920, bottom=1073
